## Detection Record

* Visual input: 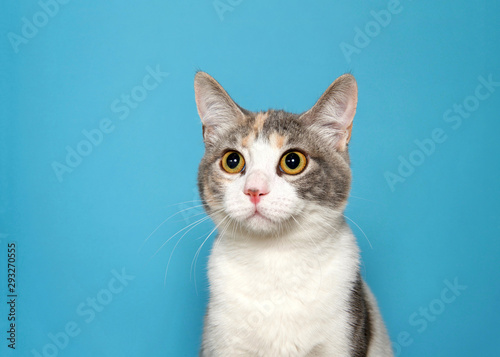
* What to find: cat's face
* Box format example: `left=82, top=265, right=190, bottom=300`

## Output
left=195, top=73, right=357, bottom=236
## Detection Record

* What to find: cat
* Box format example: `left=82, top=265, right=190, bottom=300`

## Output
left=194, top=71, right=393, bottom=357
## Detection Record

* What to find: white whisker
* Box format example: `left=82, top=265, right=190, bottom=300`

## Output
left=164, top=199, right=203, bottom=207
left=152, top=215, right=212, bottom=259
left=139, top=204, right=209, bottom=252
left=193, top=218, right=232, bottom=294
left=342, top=214, right=372, bottom=249
left=167, top=210, right=209, bottom=224
left=348, top=194, right=377, bottom=203
left=291, top=214, right=320, bottom=251
left=191, top=215, right=230, bottom=291
left=162, top=208, right=225, bottom=286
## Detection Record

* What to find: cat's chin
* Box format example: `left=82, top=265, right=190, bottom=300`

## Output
left=238, top=212, right=288, bottom=236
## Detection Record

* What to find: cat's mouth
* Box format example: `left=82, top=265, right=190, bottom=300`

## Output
left=242, top=207, right=280, bottom=233
left=224, top=199, right=297, bottom=234
left=250, top=210, right=271, bottom=221
left=243, top=211, right=275, bottom=233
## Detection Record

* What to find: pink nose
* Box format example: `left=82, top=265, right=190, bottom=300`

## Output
left=244, top=187, right=269, bottom=205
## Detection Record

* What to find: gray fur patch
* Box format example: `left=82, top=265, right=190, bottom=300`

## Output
left=348, top=274, right=372, bottom=357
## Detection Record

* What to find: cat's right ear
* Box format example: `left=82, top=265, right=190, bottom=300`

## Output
left=194, top=72, right=245, bottom=145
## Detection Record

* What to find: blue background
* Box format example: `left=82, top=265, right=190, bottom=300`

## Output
left=1, top=0, right=499, bottom=356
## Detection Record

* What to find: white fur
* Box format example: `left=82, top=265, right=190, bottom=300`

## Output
left=201, top=138, right=393, bottom=356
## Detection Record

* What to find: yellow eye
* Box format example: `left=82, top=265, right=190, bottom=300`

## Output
left=280, top=151, right=307, bottom=175
left=221, top=151, right=245, bottom=174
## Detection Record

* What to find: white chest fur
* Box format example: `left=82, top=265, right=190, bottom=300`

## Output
left=202, top=225, right=361, bottom=356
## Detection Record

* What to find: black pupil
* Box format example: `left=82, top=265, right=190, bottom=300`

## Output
left=226, top=152, right=240, bottom=169
left=285, top=153, right=301, bottom=169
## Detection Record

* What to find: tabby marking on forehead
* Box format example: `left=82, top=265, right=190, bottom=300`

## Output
left=253, top=112, right=269, bottom=135
left=269, top=132, right=286, bottom=149
left=241, top=133, right=255, bottom=148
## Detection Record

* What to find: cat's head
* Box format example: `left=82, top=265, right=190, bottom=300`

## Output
left=195, top=72, right=357, bottom=236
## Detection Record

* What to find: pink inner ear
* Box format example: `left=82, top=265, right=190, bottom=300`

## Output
left=341, top=94, right=357, bottom=145
left=345, top=121, right=354, bottom=144
left=332, top=80, right=357, bottom=150
left=301, top=74, right=358, bottom=151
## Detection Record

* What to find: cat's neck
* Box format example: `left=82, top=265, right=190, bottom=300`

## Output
left=209, top=214, right=361, bottom=294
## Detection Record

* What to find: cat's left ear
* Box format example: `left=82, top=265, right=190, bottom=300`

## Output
left=194, top=71, right=245, bottom=145
left=300, top=74, right=357, bottom=151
